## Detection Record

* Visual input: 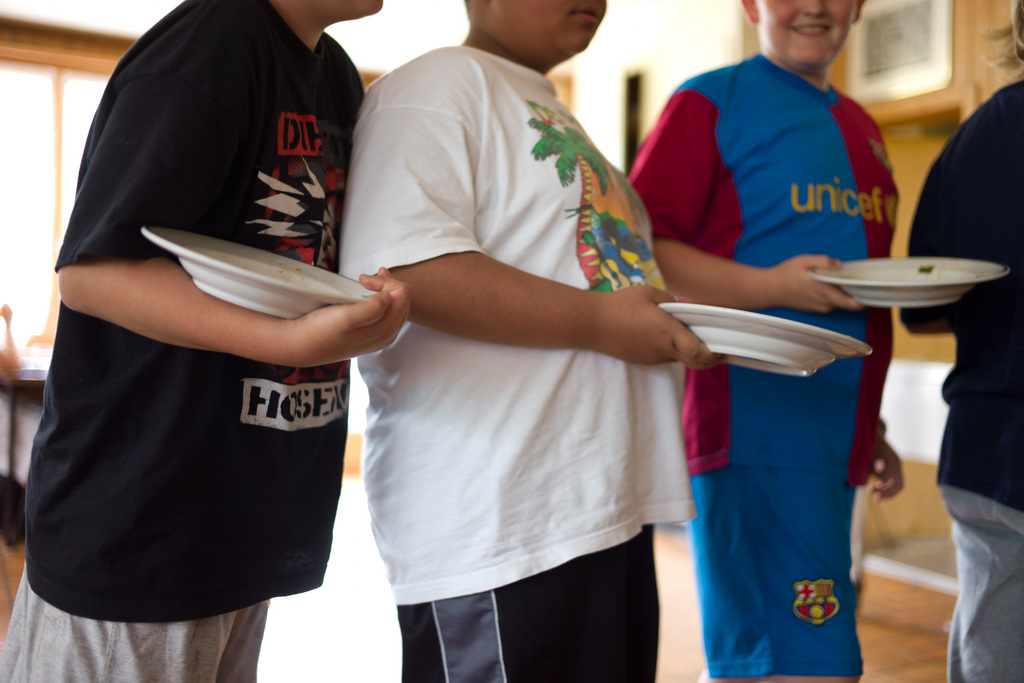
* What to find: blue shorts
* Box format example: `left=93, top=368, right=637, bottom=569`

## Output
left=688, top=465, right=861, bottom=678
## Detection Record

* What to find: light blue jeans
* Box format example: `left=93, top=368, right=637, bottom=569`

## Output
left=942, top=484, right=1024, bottom=683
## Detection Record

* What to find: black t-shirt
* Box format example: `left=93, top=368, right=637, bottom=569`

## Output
left=902, top=80, right=1024, bottom=511
left=27, top=0, right=364, bottom=621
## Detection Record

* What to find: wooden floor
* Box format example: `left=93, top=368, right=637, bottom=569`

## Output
left=0, top=481, right=957, bottom=682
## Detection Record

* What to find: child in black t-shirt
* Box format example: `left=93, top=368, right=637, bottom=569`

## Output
left=0, top=0, right=409, bottom=680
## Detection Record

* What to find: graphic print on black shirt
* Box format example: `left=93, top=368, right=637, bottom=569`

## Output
left=239, top=110, right=352, bottom=432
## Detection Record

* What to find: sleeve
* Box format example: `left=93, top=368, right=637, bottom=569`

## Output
left=900, top=150, right=955, bottom=326
left=628, top=88, right=729, bottom=245
left=338, top=96, right=484, bottom=279
left=59, top=74, right=243, bottom=268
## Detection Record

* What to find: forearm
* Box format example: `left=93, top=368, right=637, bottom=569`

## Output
left=60, top=256, right=299, bottom=359
left=391, top=252, right=600, bottom=348
left=389, top=251, right=720, bottom=367
left=58, top=256, right=408, bottom=367
left=904, top=318, right=952, bottom=334
left=654, top=239, right=860, bottom=313
left=654, top=239, right=778, bottom=308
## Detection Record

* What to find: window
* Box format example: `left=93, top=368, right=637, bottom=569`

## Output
left=0, top=22, right=373, bottom=436
left=0, top=60, right=105, bottom=347
left=0, top=19, right=129, bottom=347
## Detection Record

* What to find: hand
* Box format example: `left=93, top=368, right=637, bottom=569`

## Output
left=587, top=285, right=722, bottom=368
left=867, top=431, right=904, bottom=501
left=765, top=255, right=863, bottom=313
left=284, top=267, right=411, bottom=366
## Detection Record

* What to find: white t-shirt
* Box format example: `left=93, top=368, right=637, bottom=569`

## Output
left=339, top=46, right=694, bottom=605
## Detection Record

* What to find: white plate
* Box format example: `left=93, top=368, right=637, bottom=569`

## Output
left=809, top=257, right=1010, bottom=308
left=142, top=227, right=372, bottom=319
left=660, top=303, right=872, bottom=377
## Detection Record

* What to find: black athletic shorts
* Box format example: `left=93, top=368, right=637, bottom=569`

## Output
left=397, top=525, right=659, bottom=682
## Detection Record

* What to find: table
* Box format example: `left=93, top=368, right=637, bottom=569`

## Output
left=1, top=368, right=46, bottom=545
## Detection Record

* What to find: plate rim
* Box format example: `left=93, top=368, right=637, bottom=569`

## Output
left=142, top=226, right=372, bottom=306
left=658, top=302, right=872, bottom=359
left=723, top=354, right=823, bottom=377
left=809, top=256, right=1010, bottom=289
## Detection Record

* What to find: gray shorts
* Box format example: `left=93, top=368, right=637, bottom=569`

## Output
left=0, top=573, right=268, bottom=683
left=942, top=484, right=1024, bottom=683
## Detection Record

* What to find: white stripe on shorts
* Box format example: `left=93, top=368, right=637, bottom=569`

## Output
left=431, top=591, right=508, bottom=683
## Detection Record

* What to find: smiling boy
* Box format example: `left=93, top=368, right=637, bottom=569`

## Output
left=629, top=1, right=898, bottom=681
left=338, top=0, right=720, bottom=680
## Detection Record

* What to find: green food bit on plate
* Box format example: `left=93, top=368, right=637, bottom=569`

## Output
left=918, top=265, right=935, bottom=274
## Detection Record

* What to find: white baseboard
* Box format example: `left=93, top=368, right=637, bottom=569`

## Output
left=863, top=553, right=959, bottom=595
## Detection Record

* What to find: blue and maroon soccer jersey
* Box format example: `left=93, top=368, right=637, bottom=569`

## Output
left=631, top=56, right=896, bottom=484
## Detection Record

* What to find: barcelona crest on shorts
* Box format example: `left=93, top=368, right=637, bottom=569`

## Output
left=792, top=579, right=840, bottom=625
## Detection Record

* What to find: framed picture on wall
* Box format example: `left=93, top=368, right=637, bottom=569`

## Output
left=845, top=0, right=953, bottom=103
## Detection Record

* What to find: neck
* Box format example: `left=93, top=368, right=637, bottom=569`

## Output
left=462, top=32, right=557, bottom=74
left=763, top=54, right=831, bottom=91
left=267, top=0, right=323, bottom=51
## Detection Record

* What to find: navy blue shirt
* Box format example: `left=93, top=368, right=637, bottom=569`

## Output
left=902, top=80, right=1024, bottom=511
